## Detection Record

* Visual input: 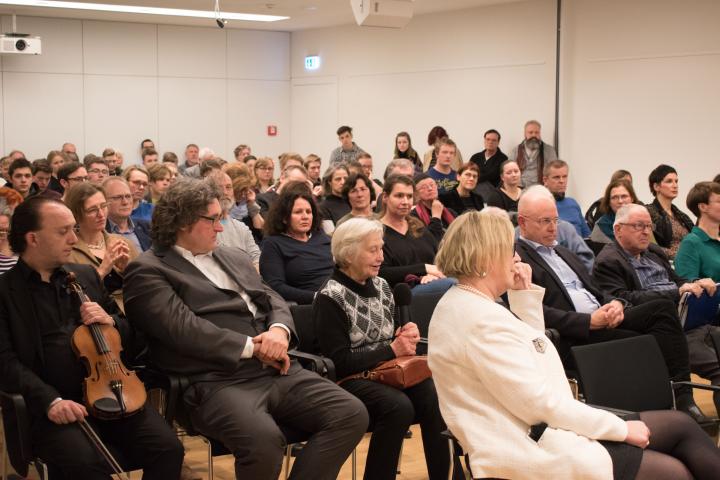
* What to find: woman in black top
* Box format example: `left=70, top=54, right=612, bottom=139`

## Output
left=487, top=160, right=523, bottom=224
left=259, top=186, right=333, bottom=304
left=313, top=218, right=462, bottom=480
left=439, top=163, right=485, bottom=216
left=645, top=164, right=694, bottom=259
left=318, top=164, right=351, bottom=229
left=378, top=175, right=455, bottom=294
left=393, top=131, right=422, bottom=172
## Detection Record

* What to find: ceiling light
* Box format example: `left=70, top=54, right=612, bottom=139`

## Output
left=0, top=0, right=289, bottom=22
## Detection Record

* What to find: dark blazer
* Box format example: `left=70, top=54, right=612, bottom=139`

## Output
left=646, top=198, right=694, bottom=248
left=123, top=245, right=298, bottom=381
left=134, top=219, right=152, bottom=251
left=593, top=242, right=686, bottom=305
left=439, top=188, right=484, bottom=216
left=516, top=239, right=620, bottom=340
left=0, top=263, right=125, bottom=418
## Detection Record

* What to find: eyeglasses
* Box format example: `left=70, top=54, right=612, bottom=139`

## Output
left=524, top=216, right=560, bottom=227
left=67, top=176, right=89, bottom=183
left=84, top=203, right=109, bottom=217
left=107, top=194, right=133, bottom=202
left=88, top=168, right=109, bottom=175
left=416, top=183, right=437, bottom=192
left=257, top=167, right=273, bottom=171
left=610, top=194, right=631, bottom=202
left=130, top=180, right=148, bottom=188
left=198, top=213, right=223, bottom=226
left=619, top=222, right=654, bottom=232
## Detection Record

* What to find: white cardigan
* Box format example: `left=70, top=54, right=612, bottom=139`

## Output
left=428, top=286, right=628, bottom=479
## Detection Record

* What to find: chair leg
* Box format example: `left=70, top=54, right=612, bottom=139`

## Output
left=283, top=444, right=292, bottom=480
left=396, top=437, right=405, bottom=474
left=351, top=448, right=357, bottom=480
left=447, top=437, right=456, bottom=480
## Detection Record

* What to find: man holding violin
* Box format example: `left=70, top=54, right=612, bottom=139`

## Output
left=0, top=197, right=183, bottom=479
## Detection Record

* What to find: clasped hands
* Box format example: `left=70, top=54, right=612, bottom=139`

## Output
left=252, top=327, right=290, bottom=375
left=590, top=300, right=625, bottom=330
left=390, top=322, right=420, bottom=357
left=679, top=278, right=717, bottom=298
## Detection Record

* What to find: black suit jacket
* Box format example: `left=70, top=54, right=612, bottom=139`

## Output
left=516, top=239, right=621, bottom=340
left=123, top=245, right=298, bottom=381
left=593, top=242, right=686, bottom=305
left=0, top=263, right=126, bottom=418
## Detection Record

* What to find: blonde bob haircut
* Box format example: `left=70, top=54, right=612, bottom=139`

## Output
left=331, top=217, right=384, bottom=269
left=436, top=210, right=515, bottom=279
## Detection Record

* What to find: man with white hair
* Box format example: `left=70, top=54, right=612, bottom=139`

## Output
left=516, top=186, right=708, bottom=422
left=256, top=164, right=312, bottom=218
left=509, top=120, right=558, bottom=188
left=182, top=147, right=216, bottom=178
left=593, top=203, right=719, bottom=414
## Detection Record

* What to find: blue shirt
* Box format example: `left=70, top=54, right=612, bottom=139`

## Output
left=427, top=168, right=458, bottom=195
left=623, top=248, right=677, bottom=292
left=520, top=236, right=601, bottom=314
left=131, top=200, right=154, bottom=223
left=556, top=196, right=590, bottom=238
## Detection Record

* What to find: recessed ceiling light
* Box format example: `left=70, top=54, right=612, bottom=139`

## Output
left=0, top=0, right=289, bottom=22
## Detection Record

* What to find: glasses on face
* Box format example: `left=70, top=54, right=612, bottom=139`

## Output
left=130, top=180, right=148, bottom=188
left=85, top=202, right=109, bottom=217
left=108, top=194, right=133, bottom=202
left=619, top=222, right=654, bottom=232
left=525, top=216, right=560, bottom=227
left=416, top=183, right=437, bottom=192
left=257, top=167, right=273, bottom=172
left=68, top=176, right=89, bottom=183
left=198, top=213, right=223, bottom=226
left=610, top=194, right=631, bottom=202
left=88, top=168, right=109, bottom=175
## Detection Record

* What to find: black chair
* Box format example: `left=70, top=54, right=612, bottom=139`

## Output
left=572, top=335, right=720, bottom=437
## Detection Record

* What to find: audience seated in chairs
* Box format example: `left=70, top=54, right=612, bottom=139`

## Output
left=378, top=175, right=455, bottom=295
left=65, top=182, right=138, bottom=312
left=485, top=159, right=523, bottom=220
left=314, top=218, right=463, bottom=480
left=123, top=178, right=368, bottom=480
left=256, top=164, right=310, bottom=218
left=260, top=183, right=333, bottom=305
left=438, top=162, right=485, bottom=216
left=515, top=185, right=708, bottom=422
left=429, top=209, right=720, bottom=480
left=103, top=176, right=152, bottom=252
left=675, top=181, right=720, bottom=283
left=123, top=165, right=154, bottom=223
left=336, top=172, right=376, bottom=227
left=645, top=164, right=694, bottom=260
left=318, top=163, right=351, bottom=230
left=146, top=163, right=172, bottom=204
left=585, top=169, right=633, bottom=231
left=589, top=178, right=640, bottom=246
left=593, top=203, right=720, bottom=416
left=543, top=159, right=591, bottom=238
left=0, top=197, right=183, bottom=478
left=411, top=172, right=455, bottom=230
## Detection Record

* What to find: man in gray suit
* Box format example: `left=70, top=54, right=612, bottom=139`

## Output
left=123, top=178, right=368, bottom=480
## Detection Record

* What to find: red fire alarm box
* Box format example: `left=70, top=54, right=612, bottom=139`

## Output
left=267, top=125, right=277, bottom=136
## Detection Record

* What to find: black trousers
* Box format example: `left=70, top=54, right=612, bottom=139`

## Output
left=32, top=405, right=184, bottom=479
left=187, top=368, right=369, bottom=480
left=342, top=377, right=464, bottom=480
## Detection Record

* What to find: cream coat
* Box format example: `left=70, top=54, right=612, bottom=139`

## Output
left=428, top=286, right=628, bottom=479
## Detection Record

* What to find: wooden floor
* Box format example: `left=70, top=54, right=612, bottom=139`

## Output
left=3, top=376, right=717, bottom=480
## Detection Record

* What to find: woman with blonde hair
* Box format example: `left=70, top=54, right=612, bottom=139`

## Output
left=429, top=210, right=720, bottom=480
left=253, top=156, right=275, bottom=193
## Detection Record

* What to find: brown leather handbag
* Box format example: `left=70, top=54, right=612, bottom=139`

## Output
left=339, top=355, right=432, bottom=389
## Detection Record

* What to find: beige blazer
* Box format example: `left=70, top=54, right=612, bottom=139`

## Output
left=428, top=286, right=627, bottom=479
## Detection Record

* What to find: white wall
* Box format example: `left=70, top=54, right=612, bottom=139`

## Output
left=0, top=16, right=291, bottom=165
left=560, top=0, right=720, bottom=212
left=290, top=0, right=557, bottom=173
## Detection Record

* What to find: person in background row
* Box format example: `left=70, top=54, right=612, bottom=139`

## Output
left=256, top=165, right=311, bottom=219
left=543, top=159, right=590, bottom=238
left=223, top=163, right=264, bottom=239
left=0, top=187, right=23, bottom=211
left=330, top=125, right=366, bottom=166
left=0, top=208, right=17, bottom=274
left=356, top=153, right=383, bottom=199
left=589, top=179, right=640, bottom=245
left=486, top=159, right=523, bottom=218
left=585, top=169, right=633, bottom=230
left=162, top=161, right=179, bottom=182
left=102, top=147, right=122, bottom=176
left=260, top=185, right=333, bottom=305
left=146, top=163, right=172, bottom=204
left=675, top=181, right=720, bottom=282
left=233, top=144, right=251, bottom=164
left=61, top=142, right=76, bottom=156
left=319, top=164, right=351, bottom=230
left=645, top=164, right=694, bottom=260
left=375, top=158, right=416, bottom=214
left=469, top=128, right=507, bottom=188
left=86, top=157, right=110, bottom=186
left=162, top=151, right=178, bottom=165
left=9, top=158, right=33, bottom=200
left=28, top=160, right=55, bottom=198
left=427, top=138, right=460, bottom=195
left=123, top=165, right=154, bottom=223
left=304, top=154, right=322, bottom=187
left=57, top=162, right=89, bottom=202
left=314, top=218, right=463, bottom=480
left=394, top=131, right=422, bottom=173
left=179, top=143, right=199, bottom=174
left=439, top=163, right=485, bottom=216
left=509, top=120, right=558, bottom=188
left=423, top=126, right=463, bottom=172
left=103, top=176, right=152, bottom=252
left=141, top=148, right=159, bottom=168
left=412, top=173, right=455, bottom=231
left=254, top=157, right=275, bottom=194
left=45, top=150, right=68, bottom=193
left=337, top=172, right=376, bottom=227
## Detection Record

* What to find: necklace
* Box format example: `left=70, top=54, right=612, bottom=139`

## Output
left=456, top=283, right=494, bottom=301
left=86, top=236, right=106, bottom=250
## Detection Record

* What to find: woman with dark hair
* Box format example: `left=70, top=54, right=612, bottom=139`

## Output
left=336, top=172, right=376, bottom=226
left=422, top=126, right=463, bottom=172
left=318, top=164, right=351, bottom=228
left=645, top=164, right=694, bottom=259
left=439, top=163, right=485, bottom=216
left=589, top=179, right=640, bottom=244
left=585, top=169, right=634, bottom=229
left=393, top=131, right=422, bottom=172
left=487, top=160, right=523, bottom=214
left=65, top=182, right=137, bottom=310
left=379, top=175, right=454, bottom=294
left=260, top=186, right=333, bottom=304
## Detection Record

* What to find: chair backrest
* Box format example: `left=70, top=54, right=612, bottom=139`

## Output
left=409, top=292, right=445, bottom=339
left=290, top=304, right=320, bottom=354
left=571, top=335, right=674, bottom=412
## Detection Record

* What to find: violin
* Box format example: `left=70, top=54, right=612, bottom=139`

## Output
left=66, top=272, right=146, bottom=420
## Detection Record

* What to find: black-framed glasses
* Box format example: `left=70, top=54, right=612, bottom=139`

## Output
left=198, top=214, right=223, bottom=226
left=619, top=222, right=654, bottom=232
